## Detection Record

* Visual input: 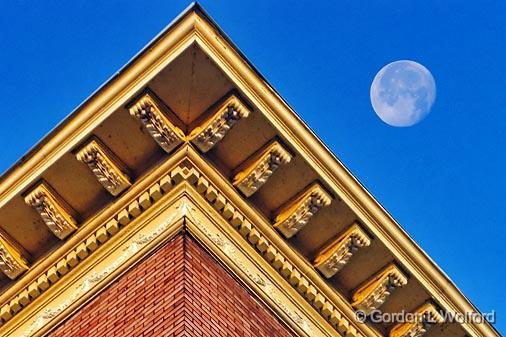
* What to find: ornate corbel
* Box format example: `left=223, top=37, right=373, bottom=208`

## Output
left=128, top=91, right=185, bottom=153
left=352, top=263, right=408, bottom=314
left=0, top=233, right=29, bottom=280
left=24, top=182, right=78, bottom=240
left=273, top=183, right=332, bottom=238
left=76, top=138, right=131, bottom=196
left=313, top=223, right=371, bottom=278
left=233, top=140, right=292, bottom=197
left=390, top=302, right=444, bottom=337
left=188, top=94, right=250, bottom=152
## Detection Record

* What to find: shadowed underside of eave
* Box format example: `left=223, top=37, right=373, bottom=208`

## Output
left=0, top=4, right=498, bottom=337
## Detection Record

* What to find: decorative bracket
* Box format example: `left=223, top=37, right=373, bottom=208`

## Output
left=188, top=94, right=250, bottom=152
left=390, top=302, right=444, bottom=337
left=313, top=223, right=371, bottom=278
left=352, top=263, right=408, bottom=314
left=128, top=91, right=185, bottom=153
left=273, top=182, right=332, bottom=238
left=0, top=234, right=29, bottom=280
left=233, top=140, right=292, bottom=197
left=24, top=182, right=78, bottom=240
left=76, top=138, right=131, bottom=196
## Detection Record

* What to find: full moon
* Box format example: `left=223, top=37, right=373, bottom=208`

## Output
left=370, top=60, right=436, bottom=127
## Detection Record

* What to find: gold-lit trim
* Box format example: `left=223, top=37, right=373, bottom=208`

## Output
left=352, top=264, right=408, bottom=314
left=76, top=138, right=131, bottom=196
left=273, top=183, right=331, bottom=238
left=128, top=91, right=185, bottom=153
left=0, top=157, right=366, bottom=337
left=390, top=302, right=444, bottom=337
left=233, top=140, right=292, bottom=197
left=188, top=94, right=250, bottom=152
left=313, top=223, right=371, bottom=278
left=0, top=234, right=28, bottom=280
left=24, top=182, right=78, bottom=240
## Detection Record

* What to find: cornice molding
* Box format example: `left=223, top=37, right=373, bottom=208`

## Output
left=233, top=140, right=292, bottom=197
left=0, top=6, right=496, bottom=337
left=24, top=182, right=78, bottom=240
left=352, top=264, right=408, bottom=314
left=390, top=302, right=444, bottom=337
left=188, top=94, right=250, bottom=152
left=190, top=17, right=498, bottom=337
left=128, top=91, right=185, bottom=153
left=0, top=155, right=369, bottom=337
left=75, top=138, right=131, bottom=196
left=0, top=234, right=29, bottom=280
left=313, top=223, right=371, bottom=279
left=273, top=182, right=332, bottom=238
left=0, top=177, right=339, bottom=337
left=0, top=148, right=189, bottom=328
left=167, top=158, right=369, bottom=337
left=185, top=200, right=334, bottom=337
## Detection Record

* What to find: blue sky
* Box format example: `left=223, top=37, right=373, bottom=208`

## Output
left=0, top=1, right=504, bottom=333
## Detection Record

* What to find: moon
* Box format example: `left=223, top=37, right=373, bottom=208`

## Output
left=370, top=60, right=436, bottom=127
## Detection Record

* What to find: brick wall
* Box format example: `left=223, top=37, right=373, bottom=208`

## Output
left=47, top=233, right=296, bottom=337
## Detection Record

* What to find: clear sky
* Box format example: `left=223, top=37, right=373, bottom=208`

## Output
left=0, top=1, right=504, bottom=333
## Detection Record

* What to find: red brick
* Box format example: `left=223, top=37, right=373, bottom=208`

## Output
left=47, top=234, right=295, bottom=337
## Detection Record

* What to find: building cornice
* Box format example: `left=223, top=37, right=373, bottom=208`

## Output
left=190, top=12, right=496, bottom=337
left=75, top=137, right=132, bottom=196
left=0, top=5, right=497, bottom=337
left=0, top=151, right=362, bottom=337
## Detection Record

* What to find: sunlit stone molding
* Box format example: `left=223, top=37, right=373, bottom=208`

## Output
left=189, top=94, right=250, bottom=152
left=24, top=182, right=78, bottom=240
left=390, top=302, right=444, bottom=337
left=273, top=182, right=332, bottom=238
left=76, top=138, right=131, bottom=196
left=313, top=223, right=371, bottom=278
left=128, top=91, right=185, bottom=153
left=233, top=140, right=292, bottom=197
left=0, top=234, right=29, bottom=280
left=352, top=263, right=408, bottom=314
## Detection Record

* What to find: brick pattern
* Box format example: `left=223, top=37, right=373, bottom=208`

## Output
left=47, top=233, right=296, bottom=337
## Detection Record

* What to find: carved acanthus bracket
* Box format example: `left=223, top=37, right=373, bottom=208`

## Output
left=0, top=234, right=29, bottom=280
left=24, top=182, right=78, bottom=240
left=128, top=92, right=185, bottom=153
left=189, top=94, right=250, bottom=152
left=233, top=140, right=292, bottom=197
left=390, top=302, right=444, bottom=337
left=76, top=138, right=131, bottom=196
left=352, top=263, right=408, bottom=314
left=313, top=223, right=371, bottom=278
left=273, top=183, right=332, bottom=238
